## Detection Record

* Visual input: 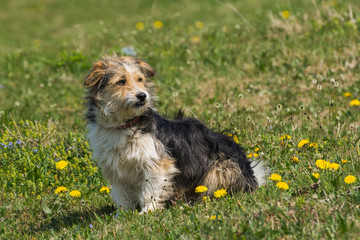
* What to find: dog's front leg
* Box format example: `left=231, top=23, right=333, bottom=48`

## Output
left=111, top=182, right=138, bottom=211
left=138, top=172, right=168, bottom=214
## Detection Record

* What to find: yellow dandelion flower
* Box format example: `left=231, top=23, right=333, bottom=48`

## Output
left=312, top=173, right=320, bottom=179
left=279, top=134, right=291, bottom=140
left=341, top=159, right=348, bottom=164
left=69, top=190, right=81, bottom=197
left=309, top=143, right=318, bottom=149
left=190, top=36, right=200, bottom=44
left=315, top=159, right=330, bottom=169
left=100, top=186, right=110, bottom=193
left=55, top=186, right=68, bottom=194
left=276, top=181, right=289, bottom=190
left=291, top=156, right=299, bottom=163
left=343, top=92, right=352, bottom=97
left=56, top=160, right=68, bottom=170
left=135, top=22, right=145, bottom=31
left=281, top=10, right=290, bottom=19
left=247, top=153, right=259, bottom=158
left=213, top=189, right=227, bottom=198
left=227, top=134, right=239, bottom=144
left=269, top=173, right=282, bottom=181
left=195, top=185, right=208, bottom=193
left=195, top=21, right=204, bottom=29
left=298, top=139, right=310, bottom=148
left=202, top=196, right=208, bottom=203
left=328, top=163, right=340, bottom=170
left=344, top=175, right=357, bottom=184
left=254, top=147, right=260, bottom=152
left=153, top=21, right=163, bottom=29
left=208, top=215, right=220, bottom=220
left=350, top=99, right=360, bottom=106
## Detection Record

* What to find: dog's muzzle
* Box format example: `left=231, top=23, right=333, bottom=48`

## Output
left=135, top=92, right=147, bottom=107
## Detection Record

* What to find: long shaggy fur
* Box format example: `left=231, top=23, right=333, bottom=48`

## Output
left=84, top=55, right=266, bottom=213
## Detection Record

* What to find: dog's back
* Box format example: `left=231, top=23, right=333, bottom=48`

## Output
left=152, top=111, right=259, bottom=200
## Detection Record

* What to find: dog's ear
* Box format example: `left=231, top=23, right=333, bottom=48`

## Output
left=84, top=61, right=105, bottom=87
left=138, top=60, right=156, bottom=78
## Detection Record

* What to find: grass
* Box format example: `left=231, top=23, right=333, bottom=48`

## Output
left=1, top=0, right=360, bottom=239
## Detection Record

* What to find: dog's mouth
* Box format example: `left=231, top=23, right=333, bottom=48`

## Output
left=135, top=102, right=145, bottom=107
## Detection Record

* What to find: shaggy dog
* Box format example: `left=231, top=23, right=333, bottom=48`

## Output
left=84, top=55, right=266, bottom=213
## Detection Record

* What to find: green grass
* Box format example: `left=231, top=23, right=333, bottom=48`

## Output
left=1, top=0, right=360, bottom=239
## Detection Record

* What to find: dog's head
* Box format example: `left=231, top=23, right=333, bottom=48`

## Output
left=84, top=55, right=155, bottom=127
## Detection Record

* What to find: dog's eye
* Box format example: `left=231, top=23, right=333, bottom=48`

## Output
left=116, top=80, right=126, bottom=86
left=138, top=78, right=143, bottom=82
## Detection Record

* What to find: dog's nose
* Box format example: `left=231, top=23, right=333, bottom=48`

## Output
left=136, top=93, right=147, bottom=102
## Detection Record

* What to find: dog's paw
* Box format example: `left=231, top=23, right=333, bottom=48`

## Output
left=139, top=204, right=156, bottom=215
left=139, top=210, right=149, bottom=215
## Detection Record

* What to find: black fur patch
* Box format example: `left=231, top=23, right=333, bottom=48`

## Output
left=145, top=110, right=257, bottom=195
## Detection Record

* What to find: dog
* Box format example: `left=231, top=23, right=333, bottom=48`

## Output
left=84, top=55, right=266, bottom=213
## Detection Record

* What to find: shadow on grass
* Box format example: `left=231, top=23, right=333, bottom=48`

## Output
left=34, top=205, right=116, bottom=233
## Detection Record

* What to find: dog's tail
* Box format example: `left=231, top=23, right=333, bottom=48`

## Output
left=250, top=160, right=268, bottom=186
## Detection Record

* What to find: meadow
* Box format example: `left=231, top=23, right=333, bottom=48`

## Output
left=0, top=0, right=359, bottom=239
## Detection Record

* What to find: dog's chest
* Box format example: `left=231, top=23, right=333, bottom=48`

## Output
left=88, top=123, right=162, bottom=182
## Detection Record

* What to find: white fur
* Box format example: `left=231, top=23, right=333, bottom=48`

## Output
left=122, top=63, right=137, bottom=75
left=87, top=122, right=178, bottom=213
left=123, top=62, right=149, bottom=97
left=250, top=160, right=268, bottom=186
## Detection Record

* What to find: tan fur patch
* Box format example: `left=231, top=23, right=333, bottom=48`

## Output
left=200, top=159, right=248, bottom=196
left=84, top=61, right=105, bottom=87
left=155, top=157, right=180, bottom=207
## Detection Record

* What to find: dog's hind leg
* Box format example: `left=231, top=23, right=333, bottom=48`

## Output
left=200, top=159, right=253, bottom=196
